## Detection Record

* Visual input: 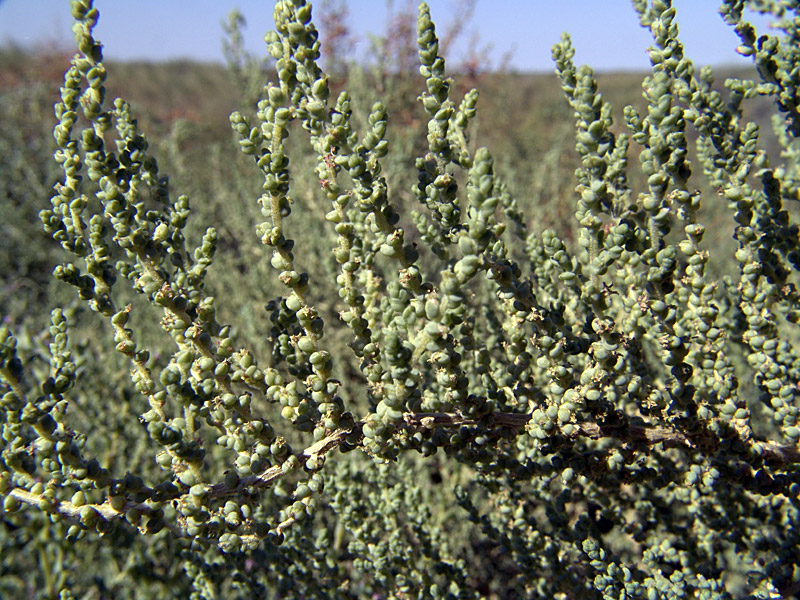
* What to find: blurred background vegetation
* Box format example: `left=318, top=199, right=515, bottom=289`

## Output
left=0, top=2, right=791, bottom=597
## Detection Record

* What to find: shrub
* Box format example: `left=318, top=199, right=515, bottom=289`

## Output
left=2, top=0, right=800, bottom=598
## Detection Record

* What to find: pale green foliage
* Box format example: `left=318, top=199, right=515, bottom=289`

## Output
left=2, top=0, right=800, bottom=598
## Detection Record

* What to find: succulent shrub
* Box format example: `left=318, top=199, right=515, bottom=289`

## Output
left=2, top=0, right=800, bottom=598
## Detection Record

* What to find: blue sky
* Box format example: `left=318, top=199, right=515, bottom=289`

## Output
left=0, top=0, right=778, bottom=72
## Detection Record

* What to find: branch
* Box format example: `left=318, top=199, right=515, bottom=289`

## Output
left=8, top=408, right=797, bottom=534
left=401, top=411, right=800, bottom=466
